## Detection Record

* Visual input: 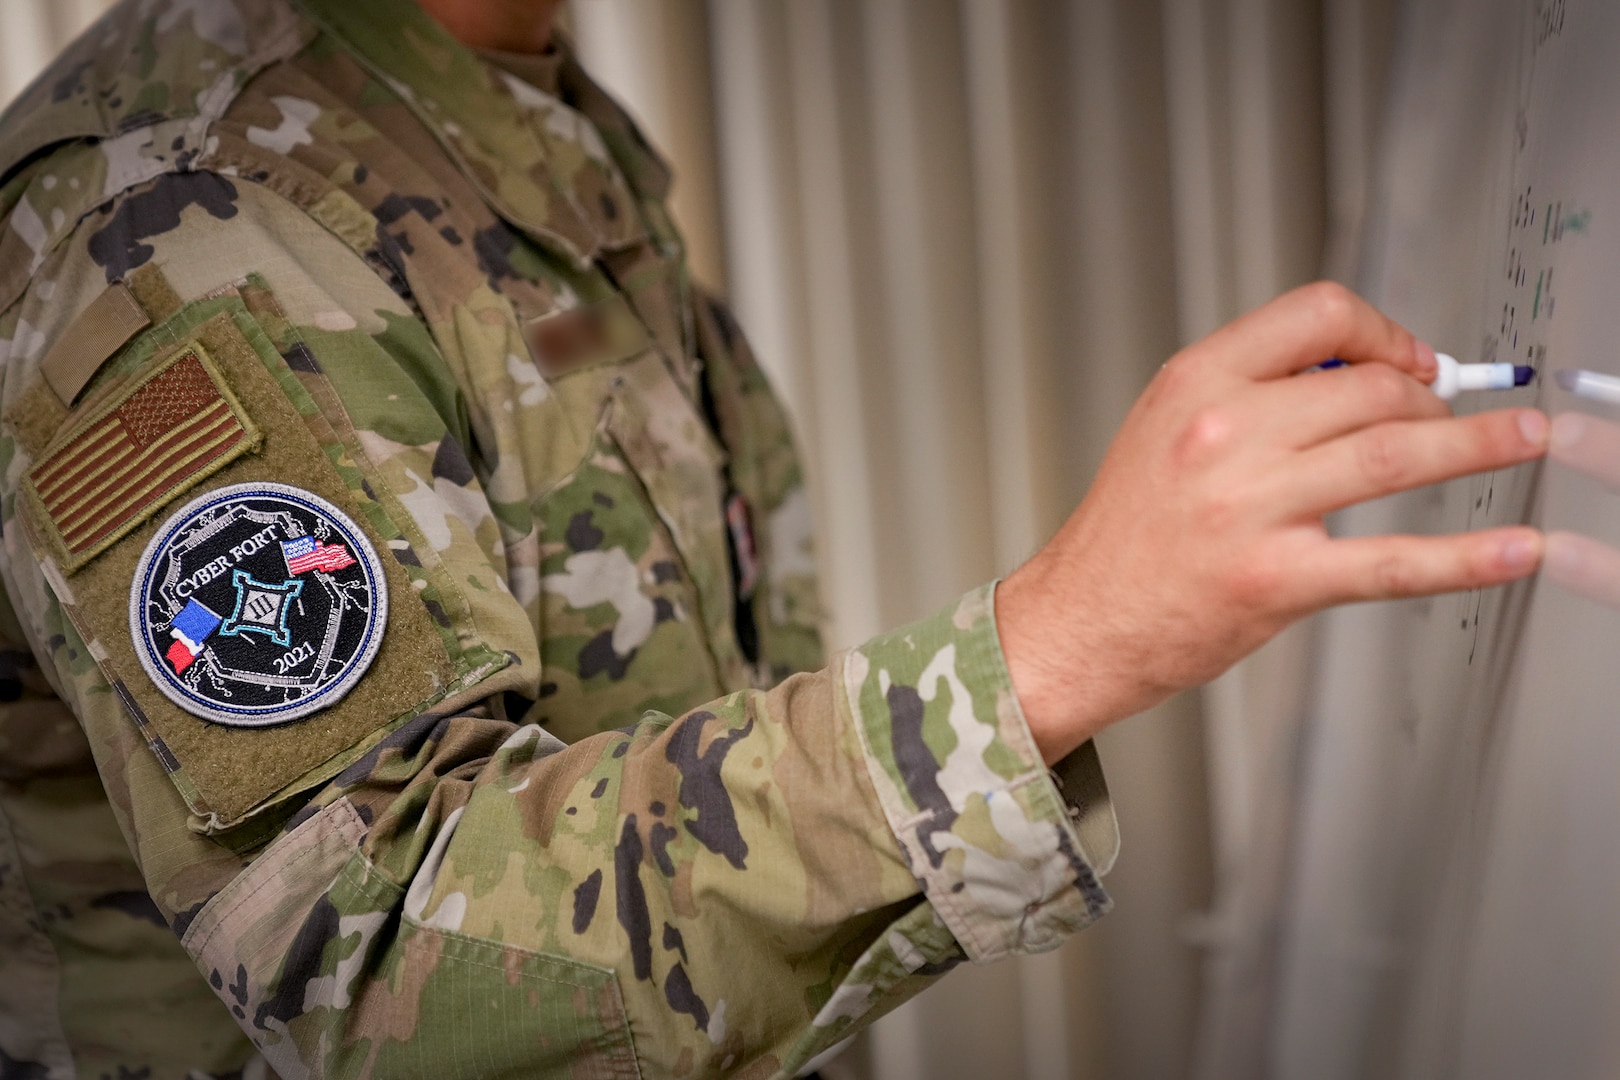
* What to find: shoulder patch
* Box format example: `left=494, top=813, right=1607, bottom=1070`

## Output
left=24, top=343, right=262, bottom=573
left=130, top=483, right=388, bottom=727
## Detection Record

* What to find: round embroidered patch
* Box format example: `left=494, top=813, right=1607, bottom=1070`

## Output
left=130, top=483, right=388, bottom=727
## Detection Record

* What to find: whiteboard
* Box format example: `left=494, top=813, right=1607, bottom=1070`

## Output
left=1267, top=1, right=1620, bottom=1077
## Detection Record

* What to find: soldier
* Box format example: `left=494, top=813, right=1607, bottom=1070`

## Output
left=0, top=0, right=1548, bottom=1077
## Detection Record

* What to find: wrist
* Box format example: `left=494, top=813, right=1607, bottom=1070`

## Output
left=994, top=562, right=1114, bottom=765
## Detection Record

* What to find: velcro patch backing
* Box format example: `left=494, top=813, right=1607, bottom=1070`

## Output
left=39, top=281, right=152, bottom=406
left=25, top=301, right=457, bottom=831
left=24, top=343, right=261, bottom=574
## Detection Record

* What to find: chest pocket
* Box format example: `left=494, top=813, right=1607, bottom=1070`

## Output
left=516, top=298, right=753, bottom=743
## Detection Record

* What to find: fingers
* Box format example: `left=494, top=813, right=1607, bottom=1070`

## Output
left=1266, top=407, right=1548, bottom=517
left=1549, top=411, right=1620, bottom=492
left=1193, top=281, right=1433, bottom=382
left=1238, top=360, right=1451, bottom=448
left=1544, top=530, right=1620, bottom=608
left=1297, top=526, right=1542, bottom=607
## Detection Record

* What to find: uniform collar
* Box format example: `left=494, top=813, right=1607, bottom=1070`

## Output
left=288, top=0, right=665, bottom=268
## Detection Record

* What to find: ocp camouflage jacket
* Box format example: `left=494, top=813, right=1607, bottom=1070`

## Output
left=0, top=1, right=1118, bottom=1077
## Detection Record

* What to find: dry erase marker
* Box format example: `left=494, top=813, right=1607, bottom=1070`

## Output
left=1315, top=354, right=1534, bottom=399
left=1555, top=368, right=1620, bottom=406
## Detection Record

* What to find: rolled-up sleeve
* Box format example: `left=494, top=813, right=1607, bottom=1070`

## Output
left=837, top=581, right=1117, bottom=963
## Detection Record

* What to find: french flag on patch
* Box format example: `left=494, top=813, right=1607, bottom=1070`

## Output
left=281, top=536, right=356, bottom=575
left=166, top=600, right=221, bottom=674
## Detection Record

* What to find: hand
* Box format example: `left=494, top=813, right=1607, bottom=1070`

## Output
left=1544, top=411, right=1620, bottom=606
left=997, top=282, right=1550, bottom=764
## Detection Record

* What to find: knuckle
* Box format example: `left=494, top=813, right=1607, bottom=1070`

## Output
left=1459, top=415, right=1515, bottom=468
left=1196, top=488, right=1241, bottom=532
left=1489, top=411, right=1533, bottom=458
left=1370, top=551, right=1419, bottom=596
left=1300, top=280, right=1357, bottom=329
left=1173, top=406, right=1234, bottom=466
left=1474, top=532, right=1519, bottom=581
left=1354, top=427, right=1407, bottom=488
left=1222, top=556, right=1281, bottom=610
left=1359, top=363, right=1410, bottom=413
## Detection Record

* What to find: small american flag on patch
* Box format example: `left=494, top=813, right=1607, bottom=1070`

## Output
left=281, top=535, right=357, bottom=575
left=27, top=347, right=256, bottom=569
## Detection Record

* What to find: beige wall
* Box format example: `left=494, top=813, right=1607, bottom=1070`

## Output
left=0, top=0, right=112, bottom=106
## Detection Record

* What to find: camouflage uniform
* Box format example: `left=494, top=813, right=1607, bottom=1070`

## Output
left=0, top=1, right=1118, bottom=1076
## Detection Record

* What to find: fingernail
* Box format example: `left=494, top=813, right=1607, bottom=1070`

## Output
left=1415, top=340, right=1438, bottom=377
left=1501, top=536, right=1538, bottom=570
left=1517, top=409, right=1549, bottom=445
left=1550, top=412, right=1587, bottom=452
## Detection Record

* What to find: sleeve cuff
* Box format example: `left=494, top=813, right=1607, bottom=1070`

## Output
left=836, top=581, right=1118, bottom=963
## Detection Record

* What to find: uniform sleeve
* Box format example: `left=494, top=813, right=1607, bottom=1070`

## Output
left=0, top=174, right=1117, bottom=1078
left=229, top=584, right=1114, bottom=1078
left=0, top=573, right=264, bottom=1079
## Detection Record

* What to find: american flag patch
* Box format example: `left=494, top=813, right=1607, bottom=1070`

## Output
left=25, top=344, right=260, bottom=573
left=281, top=536, right=357, bottom=575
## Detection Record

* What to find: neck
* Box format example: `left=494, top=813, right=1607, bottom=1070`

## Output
left=414, top=0, right=564, bottom=54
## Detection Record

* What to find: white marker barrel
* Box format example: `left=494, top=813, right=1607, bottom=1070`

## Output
left=1433, top=354, right=1516, bottom=399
